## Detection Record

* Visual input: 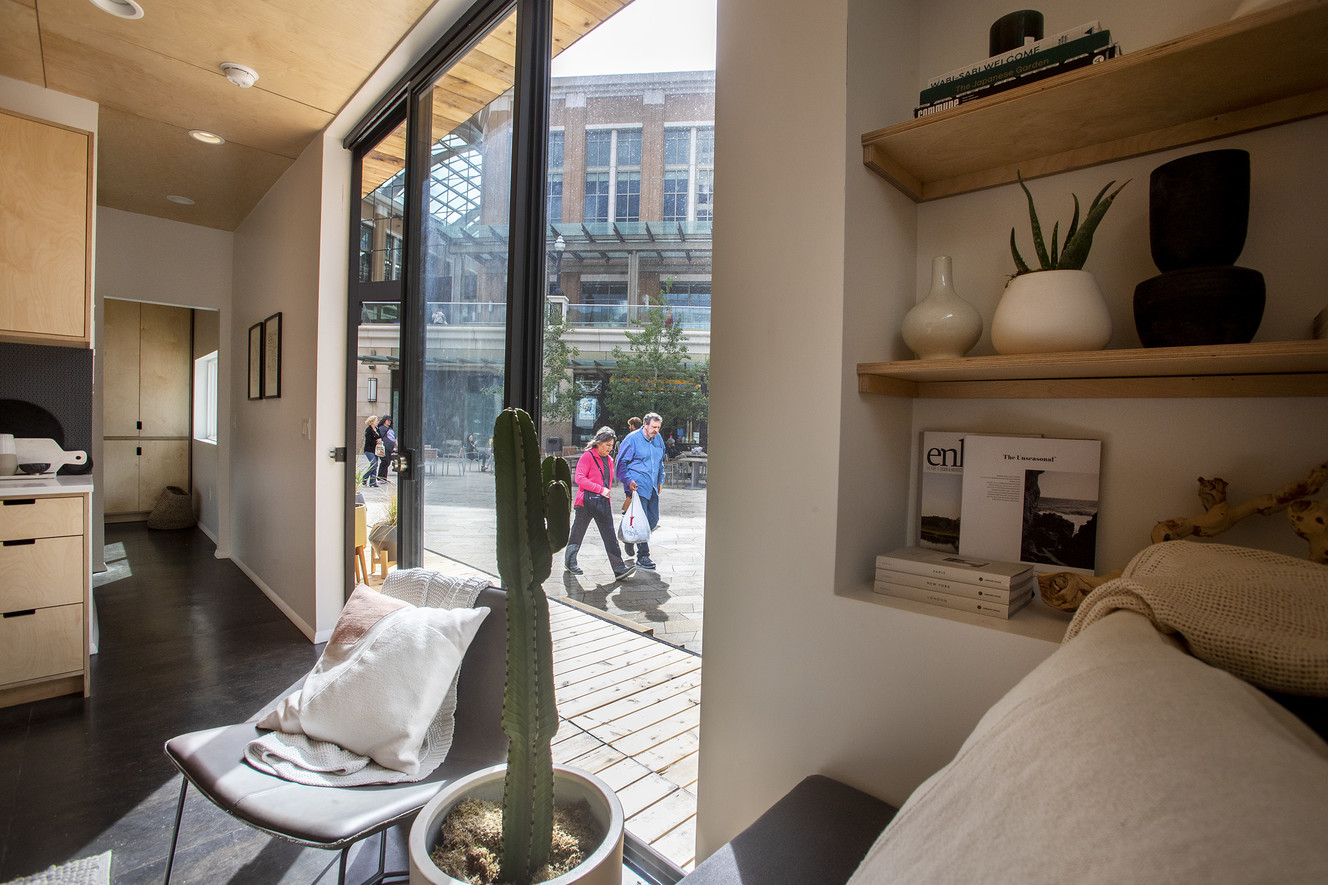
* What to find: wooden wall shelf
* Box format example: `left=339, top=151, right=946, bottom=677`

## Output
left=857, top=340, right=1328, bottom=398
left=861, top=0, right=1328, bottom=201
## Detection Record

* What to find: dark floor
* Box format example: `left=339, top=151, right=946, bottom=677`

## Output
left=0, top=523, right=405, bottom=884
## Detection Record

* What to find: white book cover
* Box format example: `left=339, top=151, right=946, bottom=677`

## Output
left=873, top=580, right=1033, bottom=619
left=876, top=546, right=1034, bottom=588
left=959, top=436, right=1102, bottom=575
left=917, top=431, right=1040, bottom=553
left=875, top=566, right=1034, bottom=603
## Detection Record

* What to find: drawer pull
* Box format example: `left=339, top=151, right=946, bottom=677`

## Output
left=3, top=609, right=37, bottom=618
left=2, top=499, right=37, bottom=506
left=2, top=538, right=37, bottom=547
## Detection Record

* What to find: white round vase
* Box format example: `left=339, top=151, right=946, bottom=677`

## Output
left=990, top=269, right=1112, bottom=355
left=409, top=764, right=625, bottom=885
left=900, top=256, right=983, bottom=360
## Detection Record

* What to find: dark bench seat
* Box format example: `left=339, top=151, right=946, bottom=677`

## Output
left=679, top=775, right=898, bottom=885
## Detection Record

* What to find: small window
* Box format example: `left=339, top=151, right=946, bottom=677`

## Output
left=193, top=351, right=219, bottom=444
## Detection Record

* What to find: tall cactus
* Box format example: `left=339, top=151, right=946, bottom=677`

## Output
left=492, top=407, right=571, bottom=885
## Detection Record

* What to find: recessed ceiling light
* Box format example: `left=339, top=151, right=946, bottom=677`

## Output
left=188, top=130, right=225, bottom=145
left=220, top=63, right=259, bottom=88
left=167, top=195, right=195, bottom=205
left=87, top=0, right=144, bottom=19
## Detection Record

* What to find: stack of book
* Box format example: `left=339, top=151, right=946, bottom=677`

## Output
left=874, top=546, right=1035, bottom=620
left=915, top=21, right=1121, bottom=118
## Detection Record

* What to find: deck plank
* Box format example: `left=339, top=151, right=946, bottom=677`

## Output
left=549, top=599, right=701, bottom=872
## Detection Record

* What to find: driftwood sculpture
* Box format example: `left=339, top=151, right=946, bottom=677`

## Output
left=1038, top=570, right=1122, bottom=612
left=1151, top=459, right=1328, bottom=564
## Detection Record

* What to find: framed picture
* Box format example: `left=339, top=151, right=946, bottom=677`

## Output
left=262, top=312, right=282, bottom=399
left=247, top=321, right=264, bottom=400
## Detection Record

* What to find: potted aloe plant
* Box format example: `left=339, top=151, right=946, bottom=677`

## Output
left=409, top=407, right=625, bottom=885
left=991, top=171, right=1129, bottom=355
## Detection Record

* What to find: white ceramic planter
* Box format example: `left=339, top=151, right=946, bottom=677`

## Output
left=409, top=764, right=625, bottom=885
left=990, top=269, right=1112, bottom=354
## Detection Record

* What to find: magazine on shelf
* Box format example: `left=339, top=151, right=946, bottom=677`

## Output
left=917, top=430, right=1039, bottom=553
left=914, top=43, right=1120, bottom=118
left=924, top=20, right=1103, bottom=88
left=872, top=579, right=1034, bottom=619
left=874, top=566, right=1035, bottom=603
left=876, top=546, right=1034, bottom=589
left=919, top=29, right=1114, bottom=104
left=958, top=435, right=1102, bottom=576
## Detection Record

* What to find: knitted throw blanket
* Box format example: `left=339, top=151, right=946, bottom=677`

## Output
left=1066, top=541, right=1328, bottom=696
left=245, top=570, right=491, bottom=786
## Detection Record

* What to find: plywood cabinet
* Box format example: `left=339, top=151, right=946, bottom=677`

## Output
left=0, top=490, right=92, bottom=707
left=103, top=299, right=192, bottom=517
left=0, top=110, right=93, bottom=346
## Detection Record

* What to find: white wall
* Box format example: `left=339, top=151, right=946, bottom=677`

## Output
left=229, top=139, right=327, bottom=637
left=696, top=0, right=1328, bottom=861
left=94, top=208, right=234, bottom=550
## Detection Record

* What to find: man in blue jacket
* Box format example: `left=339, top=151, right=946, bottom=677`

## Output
left=616, top=411, right=666, bottom=570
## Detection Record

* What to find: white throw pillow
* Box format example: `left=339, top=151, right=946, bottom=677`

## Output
left=258, top=586, right=488, bottom=776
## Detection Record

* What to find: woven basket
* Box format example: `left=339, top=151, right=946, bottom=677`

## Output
left=147, top=485, right=196, bottom=530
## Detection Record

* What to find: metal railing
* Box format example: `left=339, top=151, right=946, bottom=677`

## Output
left=361, top=301, right=712, bottom=330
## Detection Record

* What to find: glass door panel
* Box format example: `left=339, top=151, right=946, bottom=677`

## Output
left=419, top=11, right=518, bottom=578
left=351, top=119, right=407, bottom=586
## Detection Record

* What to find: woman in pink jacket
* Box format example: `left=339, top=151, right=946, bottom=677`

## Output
left=565, top=427, right=635, bottom=581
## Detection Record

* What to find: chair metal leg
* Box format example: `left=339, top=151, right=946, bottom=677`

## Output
left=163, top=776, right=189, bottom=884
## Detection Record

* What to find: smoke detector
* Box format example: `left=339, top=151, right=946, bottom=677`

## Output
left=220, top=63, right=259, bottom=88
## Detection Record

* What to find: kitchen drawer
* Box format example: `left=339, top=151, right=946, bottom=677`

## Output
left=0, top=535, right=85, bottom=611
left=0, top=603, right=83, bottom=684
left=0, top=495, right=84, bottom=542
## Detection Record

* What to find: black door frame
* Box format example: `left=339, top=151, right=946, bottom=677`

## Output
left=343, top=0, right=555, bottom=598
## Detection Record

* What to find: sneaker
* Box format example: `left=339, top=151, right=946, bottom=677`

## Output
left=565, top=562, right=583, bottom=575
left=623, top=542, right=635, bottom=558
left=613, top=565, right=636, bottom=581
left=636, top=556, right=656, bottom=571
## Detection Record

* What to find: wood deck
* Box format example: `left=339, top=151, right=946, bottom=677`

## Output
left=549, top=598, right=702, bottom=872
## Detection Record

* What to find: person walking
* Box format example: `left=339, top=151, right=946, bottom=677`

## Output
left=616, top=411, right=665, bottom=570
left=376, top=415, right=397, bottom=483
left=565, top=428, right=635, bottom=581
left=362, top=415, right=380, bottom=487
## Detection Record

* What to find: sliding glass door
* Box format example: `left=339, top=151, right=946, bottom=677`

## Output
left=416, top=10, right=519, bottom=576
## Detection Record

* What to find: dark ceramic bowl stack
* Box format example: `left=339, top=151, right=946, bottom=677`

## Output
left=1133, top=149, right=1265, bottom=347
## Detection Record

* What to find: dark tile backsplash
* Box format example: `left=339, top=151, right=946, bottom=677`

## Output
left=0, top=341, right=94, bottom=464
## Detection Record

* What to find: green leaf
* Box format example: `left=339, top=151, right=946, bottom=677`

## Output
left=1058, top=179, right=1129, bottom=270
left=1010, top=229, right=1031, bottom=275
left=1018, top=172, right=1051, bottom=270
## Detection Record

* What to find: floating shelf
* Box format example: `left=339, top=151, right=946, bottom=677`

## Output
left=857, top=340, right=1328, bottom=398
left=862, top=0, right=1328, bottom=201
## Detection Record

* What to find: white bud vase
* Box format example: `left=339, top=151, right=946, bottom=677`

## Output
left=991, top=269, right=1112, bottom=354
left=901, top=256, right=983, bottom=360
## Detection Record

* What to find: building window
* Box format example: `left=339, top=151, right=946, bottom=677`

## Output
left=548, top=130, right=564, bottom=223
left=584, top=127, right=642, bottom=224
left=193, top=351, right=219, bottom=444
left=663, top=125, right=715, bottom=223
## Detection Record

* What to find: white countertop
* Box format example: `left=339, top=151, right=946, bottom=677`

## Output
left=0, top=474, right=95, bottom=497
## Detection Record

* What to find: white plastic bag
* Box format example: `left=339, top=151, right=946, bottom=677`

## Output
left=619, top=493, right=651, bottom=544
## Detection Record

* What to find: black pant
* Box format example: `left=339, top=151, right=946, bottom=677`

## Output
left=568, top=503, right=627, bottom=571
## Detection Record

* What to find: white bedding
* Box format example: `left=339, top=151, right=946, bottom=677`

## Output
left=849, top=609, right=1328, bottom=883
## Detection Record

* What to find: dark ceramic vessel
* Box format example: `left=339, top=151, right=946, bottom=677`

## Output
left=1149, top=149, right=1251, bottom=272
left=1134, top=265, right=1265, bottom=347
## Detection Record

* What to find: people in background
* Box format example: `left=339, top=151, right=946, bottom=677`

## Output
left=564, top=427, right=634, bottom=581
left=376, top=415, right=397, bottom=483
left=665, top=435, right=680, bottom=460
left=466, top=433, right=489, bottom=472
left=616, top=411, right=666, bottom=571
left=362, top=415, right=380, bottom=487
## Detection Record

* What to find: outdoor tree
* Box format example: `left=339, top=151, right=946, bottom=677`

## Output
left=603, top=286, right=708, bottom=437
left=541, top=306, right=579, bottom=425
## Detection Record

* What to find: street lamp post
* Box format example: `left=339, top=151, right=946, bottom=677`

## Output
left=550, top=234, right=566, bottom=299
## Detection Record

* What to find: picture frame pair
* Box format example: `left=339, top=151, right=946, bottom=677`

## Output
left=247, top=312, right=282, bottom=400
